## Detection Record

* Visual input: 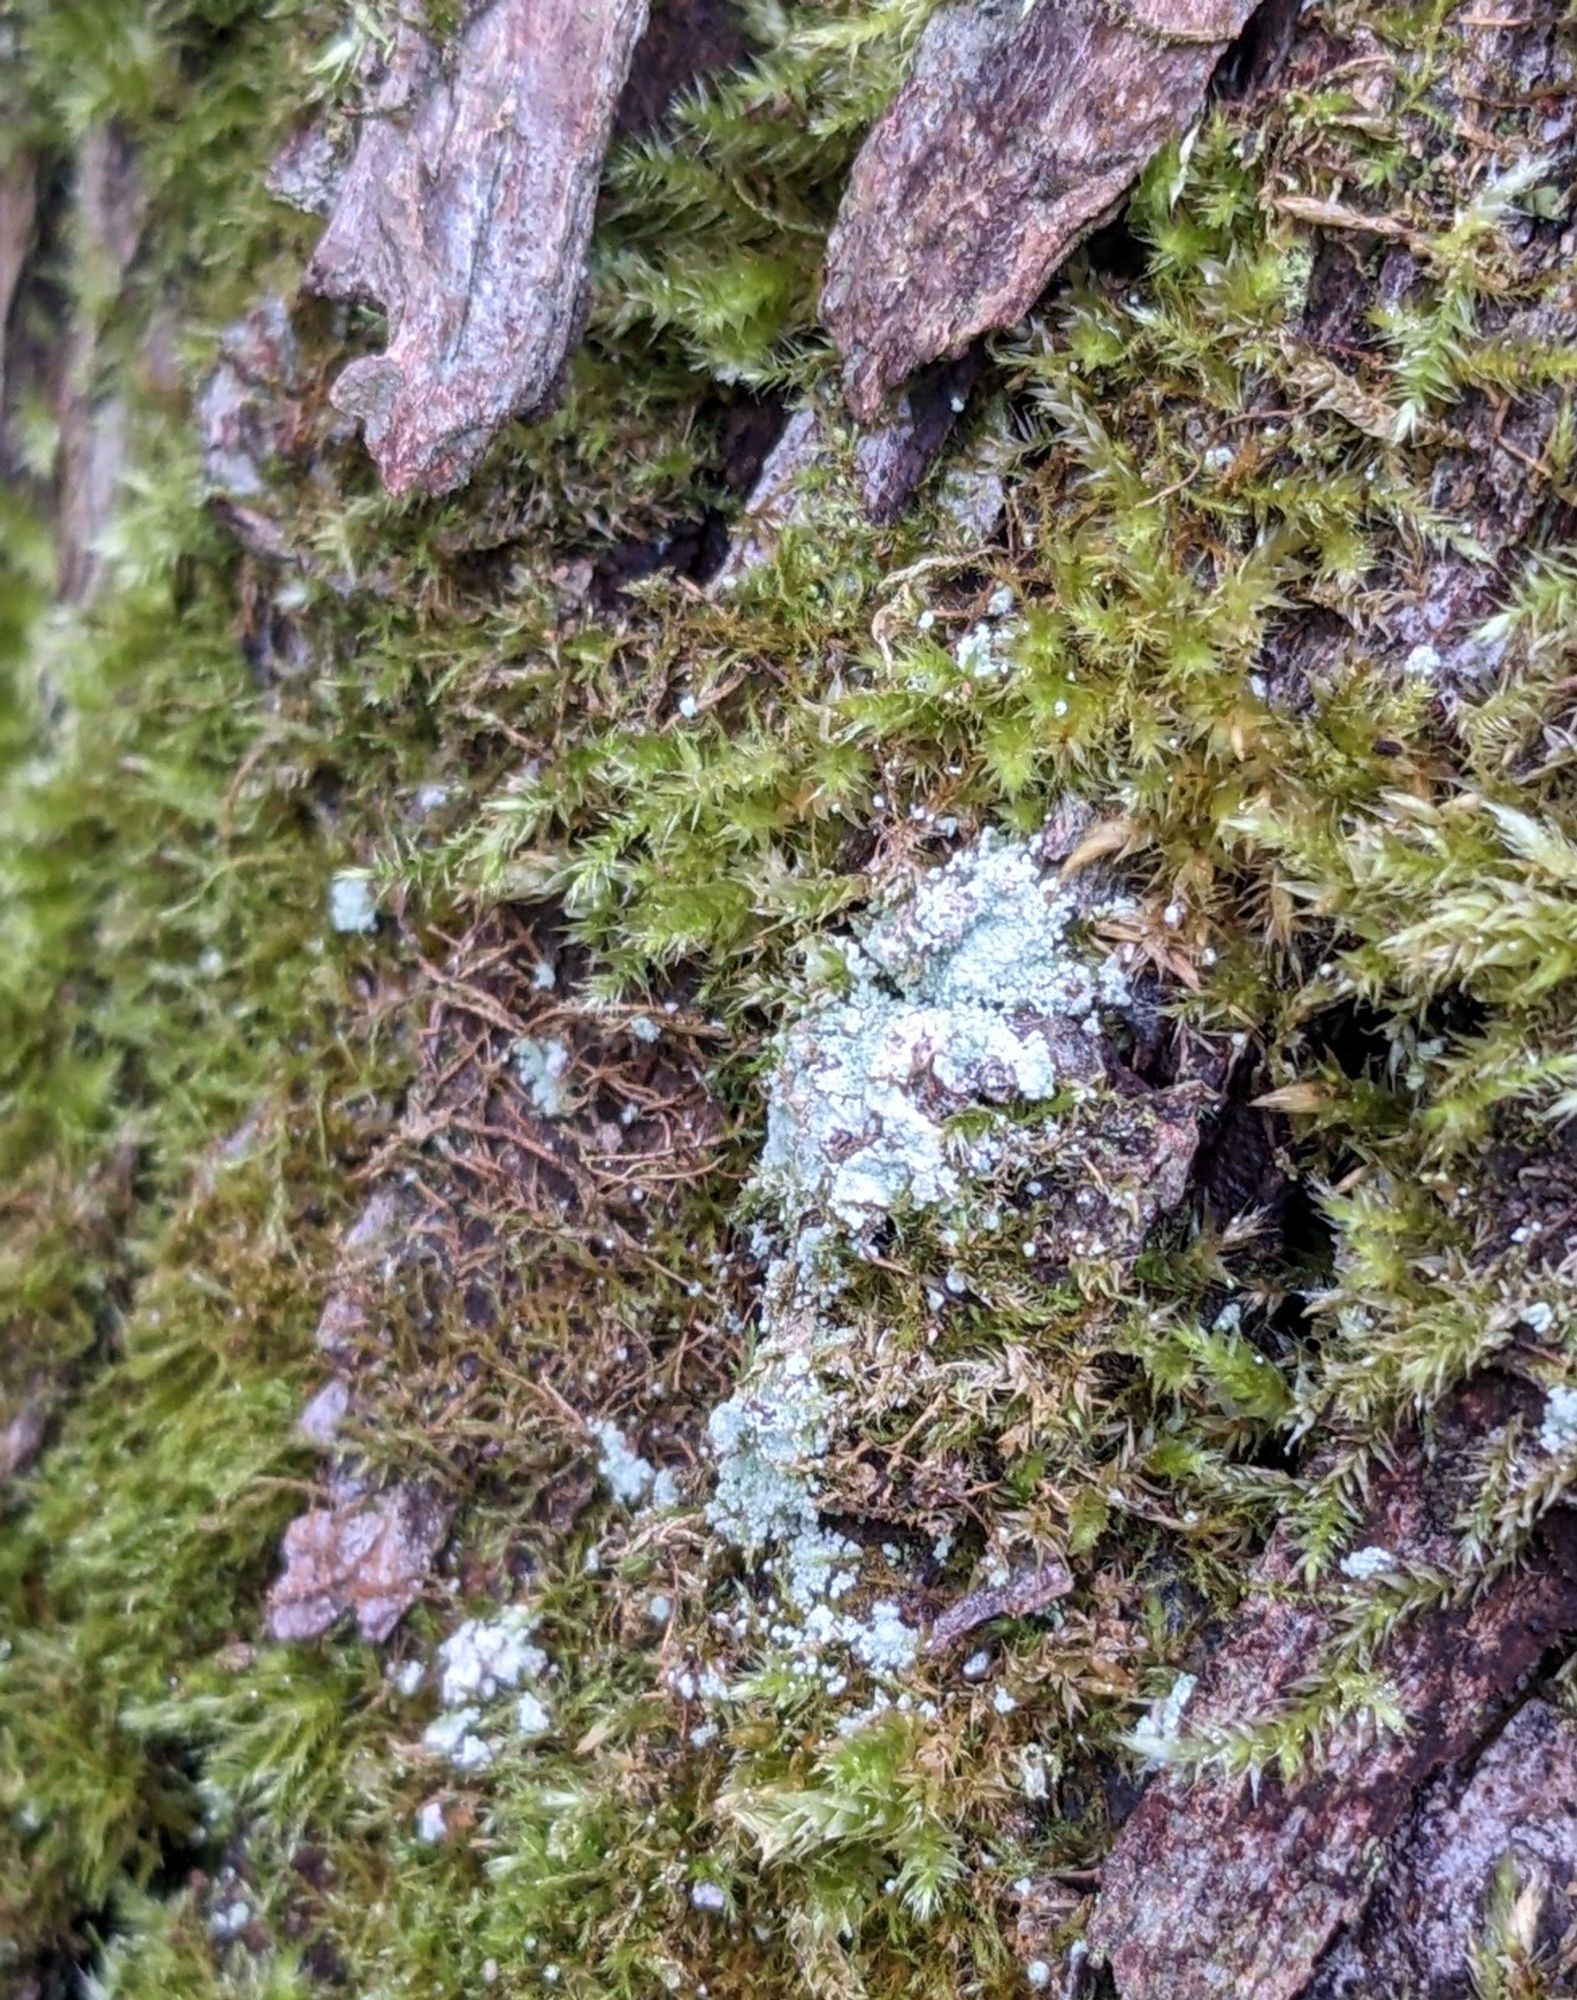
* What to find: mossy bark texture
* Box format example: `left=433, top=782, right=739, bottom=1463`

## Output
left=3, top=1, right=1577, bottom=1998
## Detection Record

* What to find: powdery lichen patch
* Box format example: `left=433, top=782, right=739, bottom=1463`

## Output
left=591, top=1418, right=680, bottom=1510
left=1542, top=1384, right=1577, bottom=1456
left=436, top=1606, right=548, bottom=1707
left=694, top=819, right=1207, bottom=1712
left=702, top=1255, right=924, bottom=1686
left=758, top=824, right=1134, bottom=1232
left=328, top=872, right=378, bottom=936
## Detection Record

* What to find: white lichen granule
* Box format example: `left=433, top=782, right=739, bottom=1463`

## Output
left=210, top=1899, right=251, bottom=1940
left=690, top=1882, right=728, bottom=1914
left=591, top=1418, right=677, bottom=1509
left=1339, top=1545, right=1398, bottom=1582
left=1130, top=1669, right=1198, bottom=1765
left=421, top=1706, right=494, bottom=1772
left=437, top=1607, right=547, bottom=1707
left=328, top=871, right=378, bottom=935
left=1540, top=1384, right=1577, bottom=1455
left=514, top=1690, right=551, bottom=1738
left=954, top=620, right=1013, bottom=680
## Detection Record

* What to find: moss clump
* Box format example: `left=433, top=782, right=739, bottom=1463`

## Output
left=3, top=0, right=1577, bottom=1995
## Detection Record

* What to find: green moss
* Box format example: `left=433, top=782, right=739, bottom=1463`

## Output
left=3, top=0, right=1576, bottom=1992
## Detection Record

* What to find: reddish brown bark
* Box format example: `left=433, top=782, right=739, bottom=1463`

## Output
left=307, top=0, right=649, bottom=494
left=1307, top=1698, right=1577, bottom=2000
left=613, top=0, right=745, bottom=135
left=266, top=1486, right=453, bottom=1644
left=1089, top=1378, right=1577, bottom=2000
left=822, top=0, right=1261, bottom=422
left=0, top=152, right=36, bottom=411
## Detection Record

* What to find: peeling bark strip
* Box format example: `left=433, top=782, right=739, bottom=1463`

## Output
left=821, top=0, right=1260, bottom=422
left=1088, top=1378, right=1577, bottom=2000
left=712, top=355, right=980, bottom=587
left=58, top=126, right=147, bottom=603
left=308, top=0, right=649, bottom=494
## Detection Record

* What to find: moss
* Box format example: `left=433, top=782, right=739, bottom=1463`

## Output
left=3, top=0, right=1577, bottom=1993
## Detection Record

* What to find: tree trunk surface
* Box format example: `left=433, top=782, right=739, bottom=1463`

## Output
left=3, top=1, right=1576, bottom=1997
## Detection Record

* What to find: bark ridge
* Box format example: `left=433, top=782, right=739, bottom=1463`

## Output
left=308, top=0, right=649, bottom=494
left=821, top=0, right=1260, bottom=421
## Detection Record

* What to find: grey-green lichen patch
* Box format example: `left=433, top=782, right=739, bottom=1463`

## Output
left=697, top=821, right=1193, bottom=1707
left=703, top=1250, right=923, bottom=1686
left=511, top=1033, right=572, bottom=1117
left=705, top=1255, right=846, bottom=1562
left=759, top=824, right=1134, bottom=1233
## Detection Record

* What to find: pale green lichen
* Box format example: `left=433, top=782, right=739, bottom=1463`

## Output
left=512, top=1034, right=572, bottom=1117
left=760, top=828, right=1132, bottom=1230
left=1540, top=1386, right=1577, bottom=1457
